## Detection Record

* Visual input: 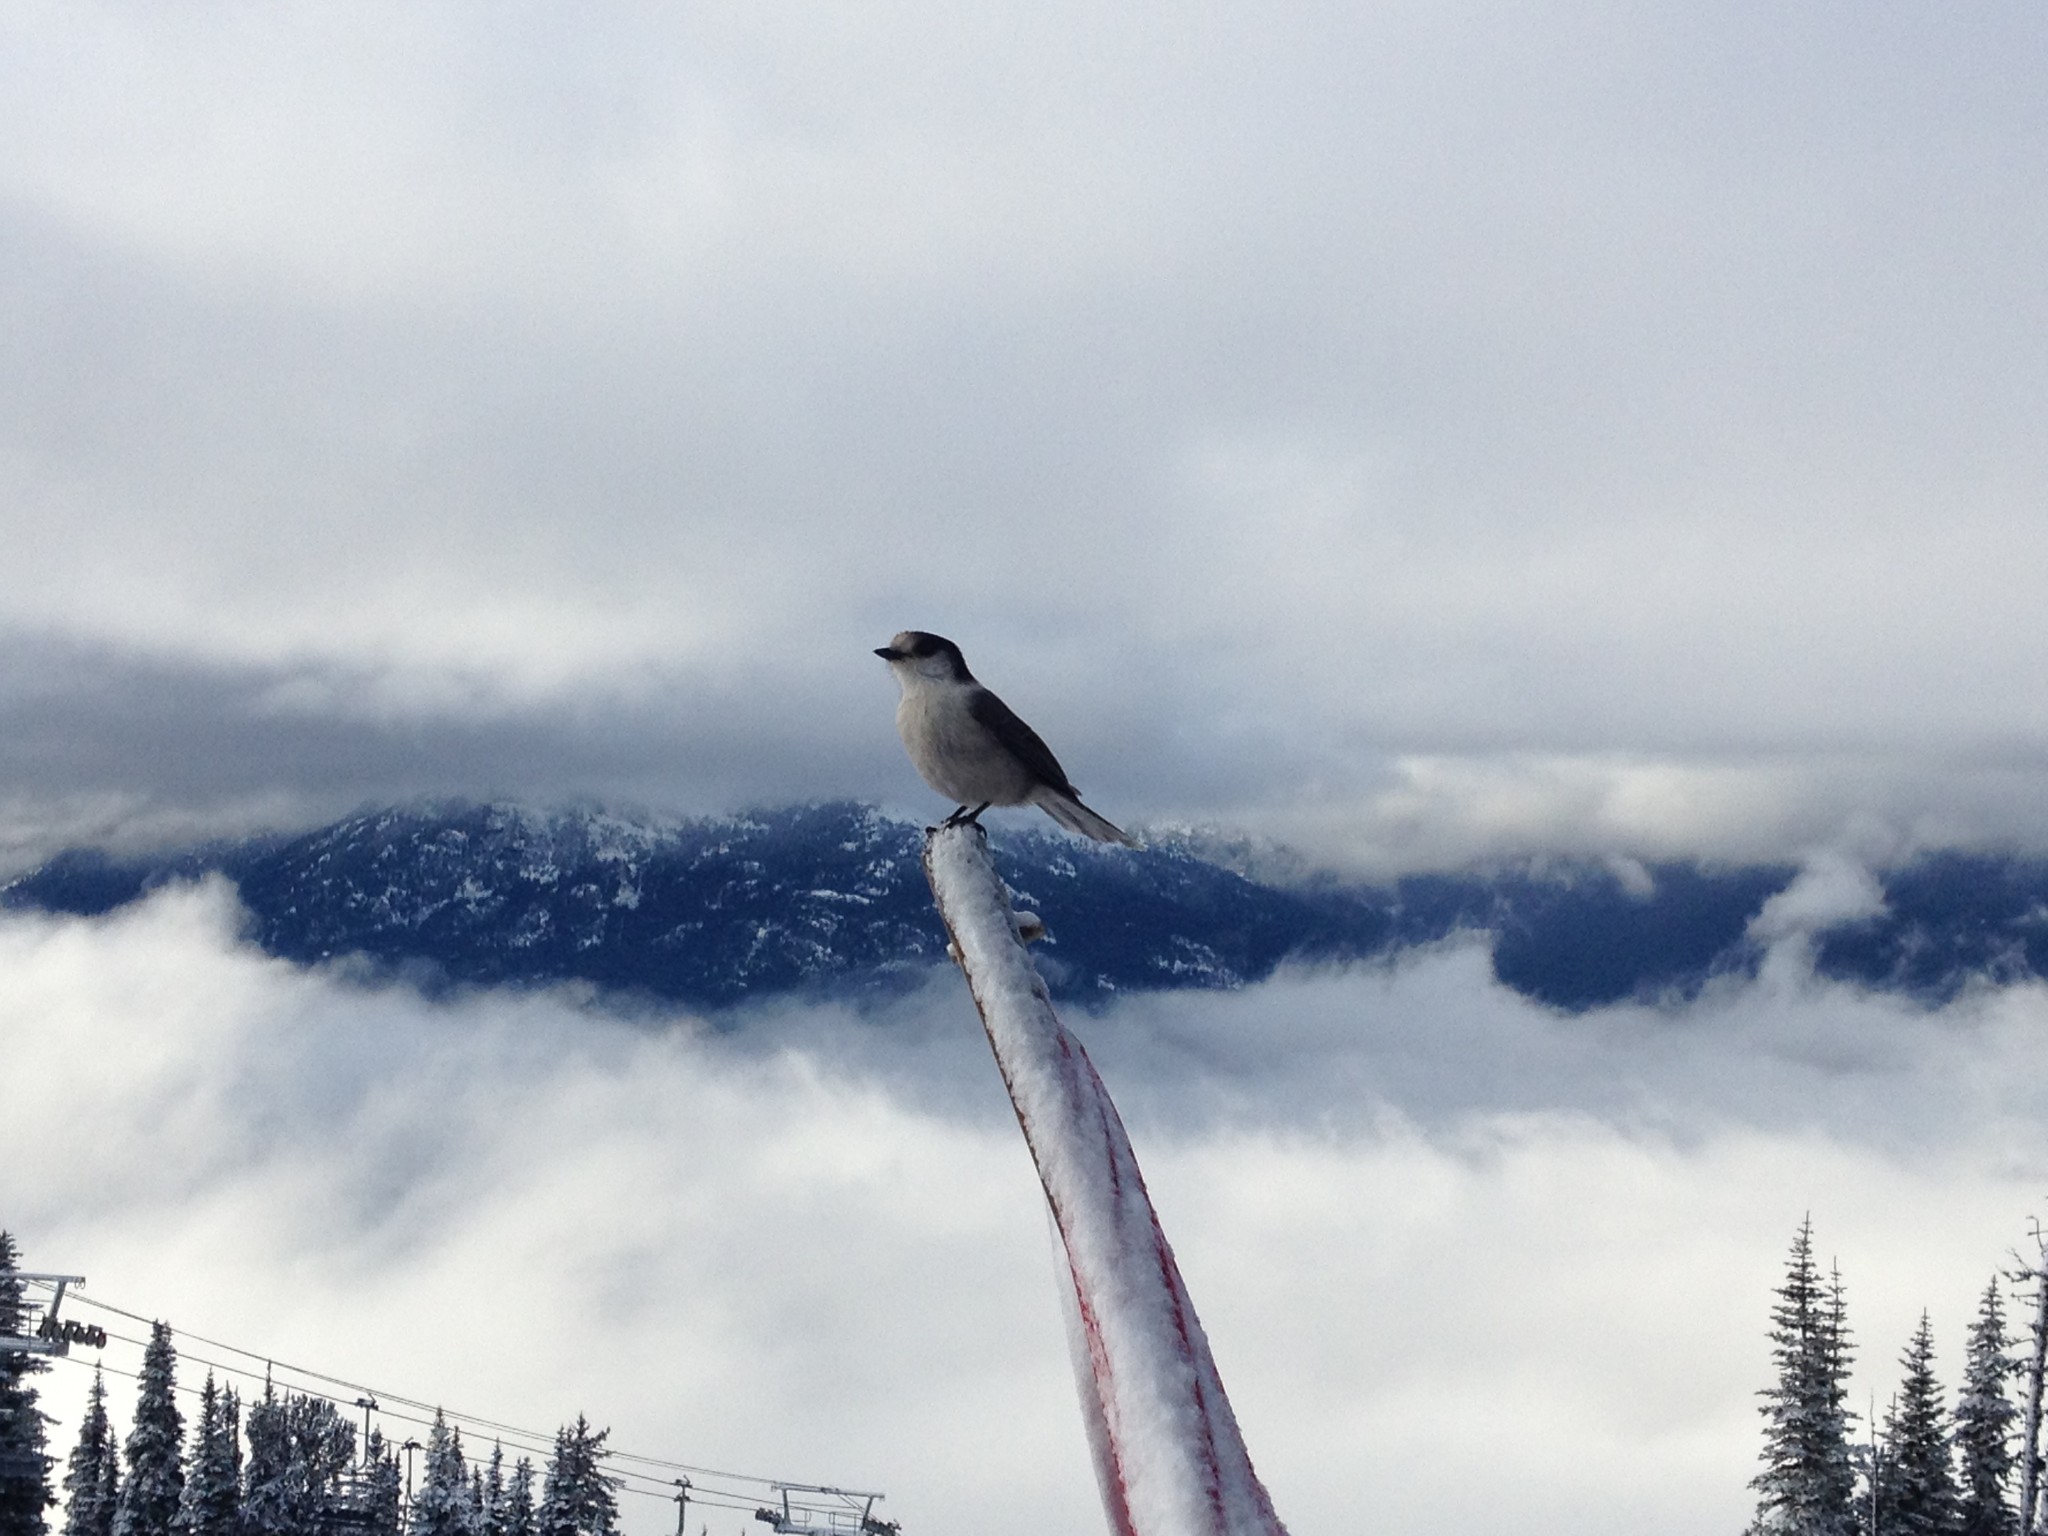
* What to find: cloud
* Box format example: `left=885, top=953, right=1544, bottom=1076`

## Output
left=1748, top=850, right=1888, bottom=947
left=4, top=4, right=2048, bottom=867
left=11, top=631, right=2048, bottom=883
left=7, top=882, right=2047, bottom=1535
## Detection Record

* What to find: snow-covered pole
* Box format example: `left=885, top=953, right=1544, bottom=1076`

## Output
left=922, top=823, right=1288, bottom=1536
left=2015, top=1224, right=2048, bottom=1536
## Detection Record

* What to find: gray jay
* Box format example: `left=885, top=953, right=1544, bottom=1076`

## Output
left=875, top=630, right=1135, bottom=845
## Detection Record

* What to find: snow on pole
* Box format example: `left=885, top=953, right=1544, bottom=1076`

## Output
left=922, top=824, right=1288, bottom=1536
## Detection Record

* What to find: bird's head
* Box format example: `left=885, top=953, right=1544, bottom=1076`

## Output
left=874, top=631, right=972, bottom=683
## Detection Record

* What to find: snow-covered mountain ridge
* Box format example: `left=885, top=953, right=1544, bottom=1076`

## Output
left=4, top=801, right=2045, bottom=1012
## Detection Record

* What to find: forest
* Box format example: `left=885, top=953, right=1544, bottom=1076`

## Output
left=1749, top=1218, right=2048, bottom=1536
left=2, top=1234, right=619, bottom=1536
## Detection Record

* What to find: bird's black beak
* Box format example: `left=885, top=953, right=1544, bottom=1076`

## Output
left=874, top=646, right=904, bottom=661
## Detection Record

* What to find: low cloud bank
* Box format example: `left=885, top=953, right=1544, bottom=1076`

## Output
left=6, top=882, right=2046, bottom=1536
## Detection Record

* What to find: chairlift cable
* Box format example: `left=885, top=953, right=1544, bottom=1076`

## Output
left=30, top=1283, right=850, bottom=1509
left=50, top=1356, right=765, bottom=1520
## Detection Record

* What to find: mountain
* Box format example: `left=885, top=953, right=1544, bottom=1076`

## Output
left=4, top=801, right=2046, bottom=1012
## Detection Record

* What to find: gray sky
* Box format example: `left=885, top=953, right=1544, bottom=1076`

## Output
left=5, top=1, right=2048, bottom=871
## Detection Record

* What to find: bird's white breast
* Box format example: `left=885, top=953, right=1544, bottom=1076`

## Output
left=894, top=676, right=1035, bottom=806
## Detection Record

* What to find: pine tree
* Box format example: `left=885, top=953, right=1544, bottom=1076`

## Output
left=360, top=1432, right=401, bottom=1536
left=240, top=1389, right=354, bottom=1536
left=406, top=1414, right=470, bottom=1536
left=1749, top=1218, right=1862, bottom=1536
left=173, top=1377, right=237, bottom=1536
left=477, top=1447, right=504, bottom=1536
left=284, top=1396, right=354, bottom=1520
left=1876, top=1314, right=1961, bottom=1536
left=59, top=1370, right=118, bottom=1536
left=501, top=1463, right=533, bottom=1536
left=1956, top=1280, right=2018, bottom=1536
left=535, top=1421, right=613, bottom=1536
left=237, top=1387, right=288, bottom=1536
left=0, top=1233, right=55, bottom=1536
left=111, top=1325, right=182, bottom=1536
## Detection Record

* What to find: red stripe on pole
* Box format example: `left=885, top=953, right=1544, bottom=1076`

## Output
left=925, top=827, right=1288, bottom=1536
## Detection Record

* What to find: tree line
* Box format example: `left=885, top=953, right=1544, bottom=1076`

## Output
left=2, top=1234, right=618, bottom=1536
left=1748, top=1216, right=2048, bottom=1536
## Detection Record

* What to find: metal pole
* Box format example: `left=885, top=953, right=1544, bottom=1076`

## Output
left=356, top=1398, right=378, bottom=1463
left=403, top=1440, right=422, bottom=1513
left=673, top=1479, right=691, bottom=1536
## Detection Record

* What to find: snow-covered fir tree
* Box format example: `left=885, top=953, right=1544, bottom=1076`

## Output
left=111, top=1325, right=182, bottom=1536
left=477, top=1446, right=505, bottom=1536
left=59, top=1369, right=119, bottom=1536
left=0, top=1233, right=54, bottom=1536
left=244, top=1389, right=355, bottom=1536
left=285, top=1398, right=353, bottom=1515
left=1955, top=1280, right=2018, bottom=1536
left=535, top=1420, right=614, bottom=1536
left=172, top=1377, right=237, bottom=1536
left=502, top=1460, right=534, bottom=1536
left=361, top=1431, right=402, bottom=1536
left=237, top=1388, right=289, bottom=1536
left=1749, top=1218, right=1862, bottom=1536
left=1876, top=1313, right=1961, bottom=1536
left=406, top=1412, right=472, bottom=1536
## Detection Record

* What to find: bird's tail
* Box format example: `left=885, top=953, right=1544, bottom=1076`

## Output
left=1030, top=784, right=1137, bottom=846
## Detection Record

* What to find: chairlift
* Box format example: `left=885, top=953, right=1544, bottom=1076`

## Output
left=0, top=1271, right=94, bottom=1356
left=313, top=1466, right=385, bottom=1532
left=750, top=1482, right=897, bottom=1536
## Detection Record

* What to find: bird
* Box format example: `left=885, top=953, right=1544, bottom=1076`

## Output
left=875, top=630, right=1135, bottom=845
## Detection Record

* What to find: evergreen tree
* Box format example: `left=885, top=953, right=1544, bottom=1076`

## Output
left=59, top=1370, right=118, bottom=1536
left=213, top=1398, right=236, bottom=1534
left=406, top=1414, right=470, bottom=1536
left=1877, top=1314, right=1960, bottom=1536
left=535, top=1421, right=613, bottom=1536
left=0, top=1233, right=55, bottom=1536
left=360, top=1433, right=401, bottom=1536
left=174, top=1378, right=238, bottom=1536
left=239, top=1389, right=354, bottom=1536
left=1749, top=1218, right=1862, bottom=1536
left=284, top=1397, right=353, bottom=1520
left=1956, top=1280, right=2018, bottom=1536
left=236, top=1389, right=288, bottom=1536
left=501, top=1463, right=533, bottom=1536
left=477, top=1447, right=504, bottom=1536
left=111, top=1325, right=182, bottom=1536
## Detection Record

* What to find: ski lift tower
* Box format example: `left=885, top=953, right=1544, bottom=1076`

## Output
left=751, top=1483, right=897, bottom=1536
left=0, top=1271, right=104, bottom=1356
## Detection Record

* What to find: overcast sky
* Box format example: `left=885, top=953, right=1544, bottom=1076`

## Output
left=4, top=1, right=2047, bottom=872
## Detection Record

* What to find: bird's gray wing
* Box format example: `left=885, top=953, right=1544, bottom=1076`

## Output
left=969, top=687, right=1077, bottom=795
